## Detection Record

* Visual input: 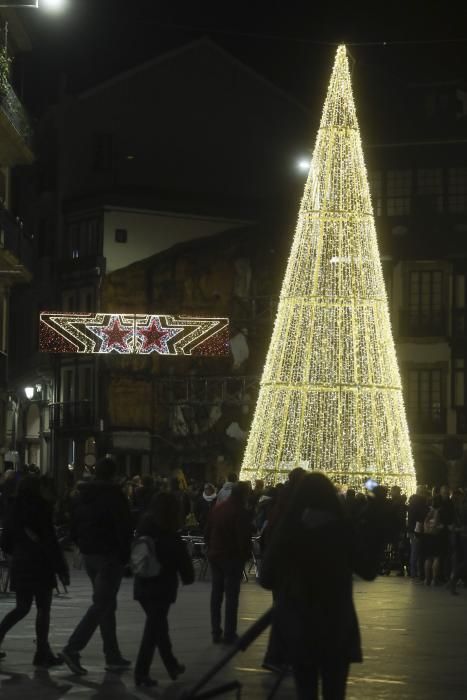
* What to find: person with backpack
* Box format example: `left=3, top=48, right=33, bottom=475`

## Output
left=133, top=491, right=194, bottom=687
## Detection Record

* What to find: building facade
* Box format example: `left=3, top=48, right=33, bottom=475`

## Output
left=0, top=9, right=34, bottom=472
left=14, top=38, right=467, bottom=489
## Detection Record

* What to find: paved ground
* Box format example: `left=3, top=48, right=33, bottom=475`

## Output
left=0, top=563, right=466, bottom=699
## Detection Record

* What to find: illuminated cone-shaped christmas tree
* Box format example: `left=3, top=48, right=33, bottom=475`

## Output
left=240, top=45, right=417, bottom=494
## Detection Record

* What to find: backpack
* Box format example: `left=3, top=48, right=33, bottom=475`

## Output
left=130, top=536, right=161, bottom=578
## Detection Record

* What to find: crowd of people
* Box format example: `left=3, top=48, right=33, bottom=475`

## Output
left=0, top=462, right=465, bottom=698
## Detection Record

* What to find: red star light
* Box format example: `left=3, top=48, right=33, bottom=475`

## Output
left=89, top=315, right=133, bottom=353
left=137, top=316, right=182, bottom=354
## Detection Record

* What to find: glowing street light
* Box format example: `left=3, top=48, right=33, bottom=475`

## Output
left=296, top=157, right=311, bottom=172
left=0, top=1, right=66, bottom=9
left=39, top=0, right=67, bottom=11
left=24, top=386, right=34, bottom=399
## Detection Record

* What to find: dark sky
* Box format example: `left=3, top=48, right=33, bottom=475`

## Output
left=15, top=0, right=467, bottom=116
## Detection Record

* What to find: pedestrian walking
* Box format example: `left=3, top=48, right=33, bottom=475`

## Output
left=205, top=481, right=252, bottom=644
left=260, top=472, right=382, bottom=700
left=133, top=492, right=194, bottom=687
left=61, top=457, right=133, bottom=675
left=0, top=475, right=69, bottom=667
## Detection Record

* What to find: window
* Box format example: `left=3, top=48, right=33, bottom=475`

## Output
left=62, top=291, right=76, bottom=312
left=69, top=223, right=79, bottom=259
left=0, top=294, right=6, bottom=354
left=67, top=218, right=100, bottom=259
left=79, top=286, right=95, bottom=312
left=61, top=368, right=74, bottom=403
left=416, top=168, right=443, bottom=212
left=454, top=359, right=465, bottom=407
left=448, top=168, right=467, bottom=212
left=387, top=169, right=412, bottom=216
left=0, top=168, right=7, bottom=205
left=406, top=368, right=444, bottom=432
left=79, top=365, right=93, bottom=401
left=368, top=171, right=383, bottom=216
left=115, top=229, right=127, bottom=243
left=454, top=275, right=465, bottom=309
left=407, top=269, right=444, bottom=334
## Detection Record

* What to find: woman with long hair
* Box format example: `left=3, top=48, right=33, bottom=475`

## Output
left=133, top=491, right=194, bottom=687
left=261, top=472, right=379, bottom=700
left=0, top=475, right=69, bottom=667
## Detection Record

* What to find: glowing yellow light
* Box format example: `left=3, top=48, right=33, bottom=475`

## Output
left=240, top=45, right=417, bottom=495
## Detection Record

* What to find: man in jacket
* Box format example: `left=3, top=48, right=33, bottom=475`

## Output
left=61, top=457, right=133, bottom=675
left=205, top=481, right=252, bottom=644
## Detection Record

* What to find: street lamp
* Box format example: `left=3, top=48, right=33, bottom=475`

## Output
left=24, top=386, right=34, bottom=399
left=39, top=0, right=67, bottom=11
left=0, top=1, right=67, bottom=9
left=296, top=158, right=311, bottom=172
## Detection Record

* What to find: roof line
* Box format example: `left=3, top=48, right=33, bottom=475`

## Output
left=77, top=36, right=309, bottom=113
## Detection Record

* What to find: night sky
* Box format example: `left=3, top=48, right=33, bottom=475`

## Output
left=15, top=0, right=467, bottom=118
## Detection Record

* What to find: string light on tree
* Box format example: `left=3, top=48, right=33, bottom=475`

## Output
left=240, top=45, right=417, bottom=495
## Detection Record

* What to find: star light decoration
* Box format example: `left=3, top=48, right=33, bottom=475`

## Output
left=239, top=45, right=417, bottom=495
left=39, top=312, right=229, bottom=356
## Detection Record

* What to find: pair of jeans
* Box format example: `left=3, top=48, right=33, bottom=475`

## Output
left=209, top=559, right=244, bottom=640
left=66, top=554, right=124, bottom=660
left=135, top=599, right=177, bottom=678
left=0, top=587, right=53, bottom=653
left=293, top=658, right=349, bottom=700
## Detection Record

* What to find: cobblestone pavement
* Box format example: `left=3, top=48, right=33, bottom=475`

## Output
left=0, top=566, right=467, bottom=699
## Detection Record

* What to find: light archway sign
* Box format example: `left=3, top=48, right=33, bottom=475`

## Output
left=40, top=312, right=229, bottom=356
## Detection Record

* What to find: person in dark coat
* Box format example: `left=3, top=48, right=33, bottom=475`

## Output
left=0, top=475, right=69, bottom=667
left=205, top=481, right=252, bottom=644
left=131, top=475, right=156, bottom=527
left=133, top=492, right=194, bottom=687
left=0, top=469, right=17, bottom=525
left=61, top=457, right=133, bottom=676
left=260, top=473, right=380, bottom=700
left=193, top=483, right=217, bottom=532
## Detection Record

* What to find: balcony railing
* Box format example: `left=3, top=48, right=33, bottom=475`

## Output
left=154, top=375, right=260, bottom=405
left=408, top=410, right=447, bottom=435
left=399, top=309, right=447, bottom=338
left=0, top=82, right=33, bottom=151
left=49, top=400, right=96, bottom=430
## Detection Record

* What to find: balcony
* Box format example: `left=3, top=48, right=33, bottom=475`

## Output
left=0, top=206, right=33, bottom=281
left=408, top=410, right=447, bottom=435
left=0, top=82, right=34, bottom=166
left=399, top=309, right=447, bottom=338
left=49, top=400, right=96, bottom=431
